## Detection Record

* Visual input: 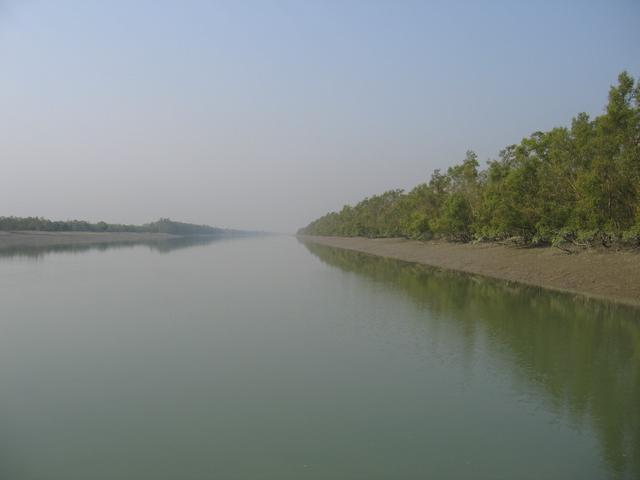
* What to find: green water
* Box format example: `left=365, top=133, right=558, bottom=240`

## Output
left=0, top=236, right=638, bottom=479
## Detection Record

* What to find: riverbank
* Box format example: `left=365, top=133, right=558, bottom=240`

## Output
left=299, top=235, right=640, bottom=308
left=0, top=231, right=179, bottom=249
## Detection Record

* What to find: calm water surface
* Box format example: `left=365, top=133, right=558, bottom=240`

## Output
left=0, top=236, right=638, bottom=479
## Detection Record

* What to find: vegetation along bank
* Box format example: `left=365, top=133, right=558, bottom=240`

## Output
left=299, top=72, right=640, bottom=250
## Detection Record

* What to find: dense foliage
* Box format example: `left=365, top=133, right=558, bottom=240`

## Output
left=299, top=72, right=640, bottom=247
left=0, top=217, right=225, bottom=235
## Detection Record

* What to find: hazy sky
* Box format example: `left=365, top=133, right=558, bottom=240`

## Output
left=1, top=1, right=638, bottom=232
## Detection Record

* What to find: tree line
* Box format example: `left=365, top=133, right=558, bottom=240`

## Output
left=299, top=72, right=640, bottom=248
left=0, top=217, right=225, bottom=235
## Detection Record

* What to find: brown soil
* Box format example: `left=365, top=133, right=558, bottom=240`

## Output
left=299, top=235, right=640, bottom=308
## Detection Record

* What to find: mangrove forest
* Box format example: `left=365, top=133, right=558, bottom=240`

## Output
left=299, top=72, right=640, bottom=248
left=0, top=217, right=226, bottom=236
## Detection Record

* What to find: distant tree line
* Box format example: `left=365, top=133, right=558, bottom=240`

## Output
left=0, top=217, right=225, bottom=235
left=299, top=72, right=640, bottom=248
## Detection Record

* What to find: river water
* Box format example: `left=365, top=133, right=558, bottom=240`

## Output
left=0, top=236, right=637, bottom=479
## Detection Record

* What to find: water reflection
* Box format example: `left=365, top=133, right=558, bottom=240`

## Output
left=0, top=235, right=231, bottom=260
left=302, top=241, right=640, bottom=479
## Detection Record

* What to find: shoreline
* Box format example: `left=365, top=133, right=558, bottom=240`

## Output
left=0, top=231, right=181, bottom=249
left=299, top=235, right=640, bottom=308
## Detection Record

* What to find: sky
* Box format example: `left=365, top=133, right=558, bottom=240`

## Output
left=0, top=1, right=638, bottom=233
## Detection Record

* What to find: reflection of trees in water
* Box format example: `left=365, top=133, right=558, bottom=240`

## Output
left=302, top=241, right=640, bottom=479
left=0, top=235, right=232, bottom=260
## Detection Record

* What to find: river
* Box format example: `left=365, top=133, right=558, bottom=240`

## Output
left=0, top=236, right=637, bottom=479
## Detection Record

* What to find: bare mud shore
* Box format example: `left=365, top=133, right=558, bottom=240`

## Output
left=299, top=235, right=640, bottom=308
left=0, top=231, right=179, bottom=248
